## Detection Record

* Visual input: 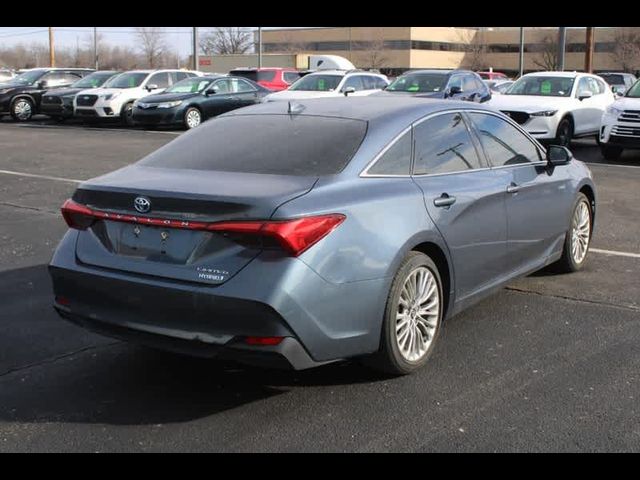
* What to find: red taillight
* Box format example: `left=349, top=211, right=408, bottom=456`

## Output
left=244, top=336, right=285, bottom=346
left=61, top=199, right=96, bottom=230
left=60, top=199, right=345, bottom=256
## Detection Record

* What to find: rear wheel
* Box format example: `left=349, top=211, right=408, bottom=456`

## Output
left=366, top=251, right=443, bottom=375
left=11, top=97, right=34, bottom=122
left=555, top=193, right=592, bottom=273
left=554, top=117, right=573, bottom=147
left=184, top=107, right=202, bottom=129
left=121, top=102, right=134, bottom=126
left=601, top=145, right=623, bottom=161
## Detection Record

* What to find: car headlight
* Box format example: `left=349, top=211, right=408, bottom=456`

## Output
left=0, top=88, right=15, bottom=95
left=530, top=110, right=558, bottom=117
left=606, top=105, right=623, bottom=116
left=102, top=92, right=120, bottom=101
left=156, top=100, right=183, bottom=109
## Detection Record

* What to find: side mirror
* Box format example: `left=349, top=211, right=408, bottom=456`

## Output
left=578, top=90, right=593, bottom=101
left=343, top=86, right=356, bottom=96
left=146, top=84, right=159, bottom=91
left=446, top=85, right=462, bottom=97
left=547, top=145, right=572, bottom=167
left=37, top=80, right=48, bottom=89
left=205, top=88, right=218, bottom=96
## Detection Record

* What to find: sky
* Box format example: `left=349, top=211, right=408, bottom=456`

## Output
left=0, top=27, right=307, bottom=57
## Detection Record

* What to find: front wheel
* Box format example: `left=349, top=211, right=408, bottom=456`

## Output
left=184, top=107, right=202, bottom=129
left=555, top=193, right=592, bottom=273
left=601, top=145, right=623, bottom=161
left=366, top=251, right=443, bottom=375
left=121, top=102, right=134, bottom=126
left=554, top=117, right=573, bottom=148
left=11, top=98, right=34, bottom=122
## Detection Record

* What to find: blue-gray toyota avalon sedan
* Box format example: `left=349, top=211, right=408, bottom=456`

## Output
left=49, top=97, right=596, bottom=375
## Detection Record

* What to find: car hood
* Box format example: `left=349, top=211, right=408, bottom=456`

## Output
left=138, top=92, right=199, bottom=103
left=611, top=97, right=640, bottom=110
left=487, top=94, right=573, bottom=112
left=265, top=90, right=339, bottom=101
left=45, top=87, right=86, bottom=98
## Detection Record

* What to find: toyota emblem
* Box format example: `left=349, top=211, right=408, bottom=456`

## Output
left=134, top=196, right=151, bottom=214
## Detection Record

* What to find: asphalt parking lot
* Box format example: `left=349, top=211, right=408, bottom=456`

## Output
left=1, top=115, right=639, bottom=452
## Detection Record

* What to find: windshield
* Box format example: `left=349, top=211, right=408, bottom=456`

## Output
left=386, top=73, right=448, bottom=93
left=11, top=69, right=47, bottom=85
left=140, top=114, right=367, bottom=176
left=506, top=76, right=575, bottom=97
left=166, top=77, right=214, bottom=93
left=72, top=72, right=117, bottom=89
left=288, top=74, right=342, bottom=91
left=105, top=72, right=148, bottom=89
left=626, top=80, right=640, bottom=98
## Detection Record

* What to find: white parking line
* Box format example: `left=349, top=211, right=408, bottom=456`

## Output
left=591, top=248, right=640, bottom=259
left=0, top=169, right=83, bottom=183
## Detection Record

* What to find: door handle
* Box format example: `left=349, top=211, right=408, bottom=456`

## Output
left=506, top=183, right=520, bottom=194
left=433, top=193, right=456, bottom=207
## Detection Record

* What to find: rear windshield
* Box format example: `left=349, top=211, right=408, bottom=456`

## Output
left=140, top=114, right=368, bottom=176
left=233, top=70, right=275, bottom=82
left=600, top=74, right=624, bottom=85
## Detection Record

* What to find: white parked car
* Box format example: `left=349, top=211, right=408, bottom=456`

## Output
left=74, top=69, right=200, bottom=125
left=599, top=79, right=640, bottom=160
left=263, top=70, right=389, bottom=102
left=488, top=71, right=615, bottom=147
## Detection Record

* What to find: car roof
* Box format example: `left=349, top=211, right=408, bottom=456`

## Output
left=523, top=71, right=584, bottom=78
left=224, top=96, right=493, bottom=124
left=231, top=67, right=296, bottom=71
left=402, top=69, right=475, bottom=76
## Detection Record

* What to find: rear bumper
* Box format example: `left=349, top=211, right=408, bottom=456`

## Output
left=48, top=230, right=388, bottom=369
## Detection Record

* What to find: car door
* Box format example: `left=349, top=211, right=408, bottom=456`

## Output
left=144, top=72, right=170, bottom=95
left=467, top=111, right=573, bottom=275
left=201, top=79, right=239, bottom=117
left=410, top=111, right=511, bottom=303
left=230, top=78, right=260, bottom=106
left=340, top=75, right=370, bottom=96
left=572, top=76, right=603, bottom=134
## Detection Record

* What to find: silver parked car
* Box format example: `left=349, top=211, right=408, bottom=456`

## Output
left=49, top=97, right=596, bottom=375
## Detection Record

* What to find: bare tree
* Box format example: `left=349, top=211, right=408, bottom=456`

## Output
left=531, top=33, right=559, bottom=71
left=135, top=27, right=167, bottom=68
left=457, top=28, right=489, bottom=71
left=610, top=27, right=640, bottom=73
left=200, top=27, right=253, bottom=55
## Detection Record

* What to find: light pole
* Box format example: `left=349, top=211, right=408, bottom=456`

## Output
left=192, top=27, right=199, bottom=70
left=518, top=27, right=524, bottom=78
left=93, top=27, right=98, bottom=69
left=258, top=27, right=262, bottom=68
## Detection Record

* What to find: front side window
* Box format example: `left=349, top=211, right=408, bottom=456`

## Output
left=368, top=130, right=412, bottom=175
left=106, top=72, right=148, bottom=88
left=447, top=76, right=463, bottom=90
left=148, top=72, right=170, bottom=89
left=626, top=80, right=640, bottom=98
left=166, top=77, right=213, bottom=94
left=506, top=76, right=575, bottom=97
left=468, top=112, right=541, bottom=167
left=463, top=75, right=477, bottom=92
left=342, top=76, right=365, bottom=91
left=413, top=113, right=481, bottom=175
left=288, top=74, right=342, bottom=92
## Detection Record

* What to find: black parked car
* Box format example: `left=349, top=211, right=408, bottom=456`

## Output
left=379, top=69, right=491, bottom=103
left=0, top=68, right=94, bottom=121
left=132, top=75, right=272, bottom=129
left=40, top=70, right=121, bottom=121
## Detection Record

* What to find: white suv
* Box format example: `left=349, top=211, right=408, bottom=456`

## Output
left=263, top=70, right=389, bottom=102
left=74, top=69, right=200, bottom=125
left=488, top=71, right=615, bottom=147
left=599, top=79, right=640, bottom=160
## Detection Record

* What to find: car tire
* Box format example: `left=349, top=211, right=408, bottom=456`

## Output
left=121, top=102, right=134, bottom=126
left=10, top=97, right=34, bottom=122
left=554, top=117, right=573, bottom=148
left=366, top=251, right=443, bottom=375
left=555, top=193, right=592, bottom=273
left=601, top=145, right=623, bottom=161
left=184, top=107, right=202, bottom=129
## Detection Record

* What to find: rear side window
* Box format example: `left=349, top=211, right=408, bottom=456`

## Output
left=368, top=130, right=412, bottom=175
left=413, top=113, right=481, bottom=175
left=140, top=114, right=368, bottom=176
left=468, top=112, right=541, bottom=166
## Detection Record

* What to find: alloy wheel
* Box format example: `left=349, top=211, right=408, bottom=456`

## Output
left=395, top=266, right=440, bottom=362
left=186, top=109, right=201, bottom=129
left=571, top=200, right=591, bottom=264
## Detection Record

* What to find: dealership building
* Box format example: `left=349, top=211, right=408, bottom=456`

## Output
left=198, top=27, right=639, bottom=76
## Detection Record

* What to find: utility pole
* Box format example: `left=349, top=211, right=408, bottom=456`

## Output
left=348, top=27, right=352, bottom=61
left=518, top=27, right=525, bottom=78
left=192, top=27, right=199, bottom=70
left=585, top=27, right=595, bottom=73
left=48, top=27, right=55, bottom=67
left=258, top=27, right=263, bottom=68
left=94, top=27, right=98, bottom=69
left=557, top=27, right=566, bottom=71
